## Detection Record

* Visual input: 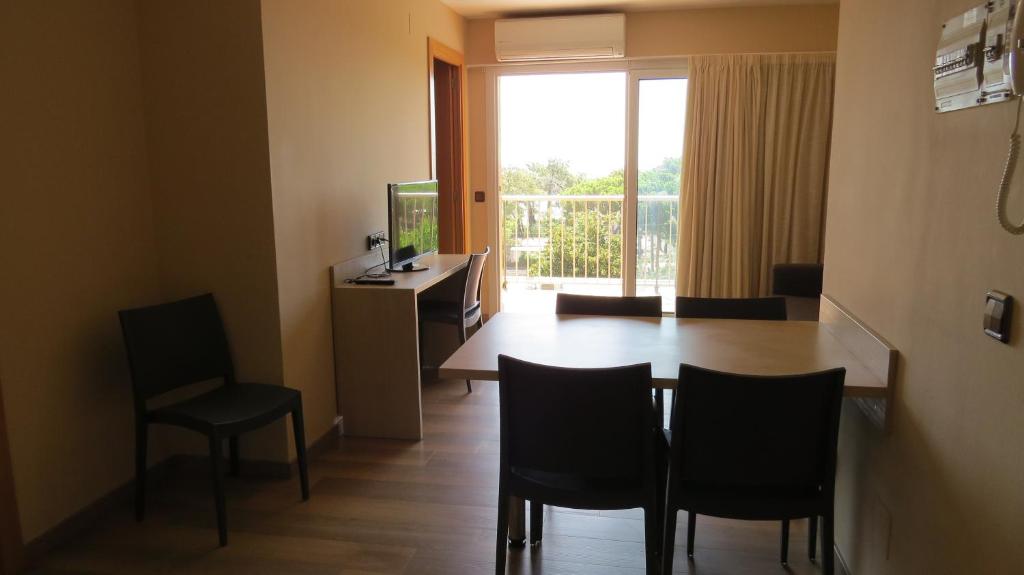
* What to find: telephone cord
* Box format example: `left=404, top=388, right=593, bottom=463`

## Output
left=997, top=97, right=1024, bottom=235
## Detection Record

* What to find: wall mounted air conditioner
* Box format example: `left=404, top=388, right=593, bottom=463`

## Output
left=494, top=14, right=625, bottom=62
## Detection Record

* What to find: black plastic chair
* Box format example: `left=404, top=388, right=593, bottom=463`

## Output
left=772, top=263, right=824, bottom=321
left=495, top=356, right=664, bottom=575
left=662, top=364, right=845, bottom=574
left=675, top=296, right=788, bottom=320
left=555, top=293, right=663, bottom=317
left=554, top=293, right=667, bottom=426
left=118, top=293, right=309, bottom=546
left=419, top=246, right=490, bottom=392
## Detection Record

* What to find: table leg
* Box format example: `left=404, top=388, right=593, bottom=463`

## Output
left=508, top=496, right=526, bottom=546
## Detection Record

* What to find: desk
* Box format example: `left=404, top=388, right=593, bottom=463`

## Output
left=438, top=312, right=889, bottom=397
left=331, top=253, right=469, bottom=440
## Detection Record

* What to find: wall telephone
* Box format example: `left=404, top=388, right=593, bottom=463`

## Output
left=934, top=0, right=1024, bottom=235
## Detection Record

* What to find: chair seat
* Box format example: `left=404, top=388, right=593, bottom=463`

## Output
left=510, top=467, right=646, bottom=510
left=661, top=429, right=823, bottom=519
left=419, top=300, right=481, bottom=326
left=150, top=383, right=299, bottom=434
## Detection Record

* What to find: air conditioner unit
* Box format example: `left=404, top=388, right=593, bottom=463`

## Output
left=494, top=14, right=625, bottom=62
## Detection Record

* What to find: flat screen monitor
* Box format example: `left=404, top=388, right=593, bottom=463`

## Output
left=387, top=180, right=439, bottom=272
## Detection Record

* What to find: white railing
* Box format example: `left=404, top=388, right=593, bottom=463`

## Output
left=501, top=194, right=678, bottom=289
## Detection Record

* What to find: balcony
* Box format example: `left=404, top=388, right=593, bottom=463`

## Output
left=501, top=193, right=678, bottom=313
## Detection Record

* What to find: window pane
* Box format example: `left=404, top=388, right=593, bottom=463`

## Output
left=635, top=78, right=687, bottom=312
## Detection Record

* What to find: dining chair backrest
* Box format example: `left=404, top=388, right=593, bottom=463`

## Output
left=676, top=296, right=787, bottom=321
left=772, top=263, right=824, bottom=298
left=670, top=364, right=845, bottom=490
left=497, top=355, right=654, bottom=481
left=555, top=294, right=662, bottom=317
left=463, top=246, right=490, bottom=313
left=119, top=293, right=234, bottom=404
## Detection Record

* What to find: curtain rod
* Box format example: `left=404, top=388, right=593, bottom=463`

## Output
left=465, top=51, right=836, bottom=70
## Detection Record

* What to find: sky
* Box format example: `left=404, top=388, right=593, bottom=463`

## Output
left=498, top=72, right=687, bottom=178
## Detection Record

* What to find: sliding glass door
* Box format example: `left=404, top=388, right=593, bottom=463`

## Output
left=494, top=65, right=687, bottom=313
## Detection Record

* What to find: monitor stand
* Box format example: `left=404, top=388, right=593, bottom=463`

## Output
left=390, top=261, right=430, bottom=272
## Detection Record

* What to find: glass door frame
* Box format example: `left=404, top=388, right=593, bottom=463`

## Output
left=484, top=58, right=688, bottom=313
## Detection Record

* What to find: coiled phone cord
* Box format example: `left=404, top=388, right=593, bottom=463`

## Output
left=997, top=97, right=1024, bottom=235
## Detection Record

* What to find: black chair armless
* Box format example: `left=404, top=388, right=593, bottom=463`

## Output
left=419, top=247, right=490, bottom=392
left=554, top=293, right=663, bottom=317
left=662, top=364, right=845, bottom=574
left=119, top=293, right=309, bottom=546
left=676, top=296, right=788, bottom=320
left=495, top=356, right=664, bottom=575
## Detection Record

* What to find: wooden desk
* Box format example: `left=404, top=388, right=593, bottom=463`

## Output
left=439, top=312, right=889, bottom=397
left=331, top=253, right=469, bottom=439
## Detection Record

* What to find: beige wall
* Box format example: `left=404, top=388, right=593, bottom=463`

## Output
left=826, top=0, right=1024, bottom=573
left=259, top=0, right=465, bottom=449
left=465, top=4, right=839, bottom=66
left=136, top=0, right=288, bottom=463
left=466, top=5, right=839, bottom=314
left=0, top=0, right=163, bottom=540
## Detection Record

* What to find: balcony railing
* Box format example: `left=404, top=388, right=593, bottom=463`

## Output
left=501, top=194, right=678, bottom=290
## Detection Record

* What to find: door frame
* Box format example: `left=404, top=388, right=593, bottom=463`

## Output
left=485, top=58, right=688, bottom=311
left=427, top=38, right=469, bottom=254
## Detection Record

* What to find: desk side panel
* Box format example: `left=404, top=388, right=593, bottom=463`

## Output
left=332, top=287, right=422, bottom=439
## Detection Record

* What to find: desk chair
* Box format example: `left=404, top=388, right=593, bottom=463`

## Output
left=662, top=365, right=845, bottom=574
left=418, top=247, right=490, bottom=392
left=119, top=294, right=309, bottom=547
left=495, top=356, right=664, bottom=575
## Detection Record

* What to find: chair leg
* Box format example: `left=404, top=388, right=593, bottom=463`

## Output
left=458, top=322, right=472, bottom=393
left=669, top=389, right=677, bottom=425
left=662, top=508, right=677, bottom=575
left=808, top=515, right=818, bottom=562
left=208, top=435, right=228, bottom=546
left=495, top=484, right=509, bottom=575
left=654, top=389, right=665, bottom=428
left=643, top=503, right=660, bottom=575
left=780, top=519, right=790, bottom=565
left=229, top=436, right=240, bottom=477
left=686, top=511, right=696, bottom=557
left=134, top=421, right=147, bottom=522
left=822, top=512, right=835, bottom=575
left=529, top=501, right=543, bottom=545
left=292, top=407, right=310, bottom=501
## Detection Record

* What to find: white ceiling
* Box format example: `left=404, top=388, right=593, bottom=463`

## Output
left=440, top=0, right=837, bottom=19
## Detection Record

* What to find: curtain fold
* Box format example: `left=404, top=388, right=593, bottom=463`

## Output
left=677, top=54, right=835, bottom=297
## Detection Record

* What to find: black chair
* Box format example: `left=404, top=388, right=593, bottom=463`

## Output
left=554, top=293, right=667, bottom=425
left=772, top=263, right=824, bottom=321
left=118, top=294, right=309, bottom=547
left=555, top=293, right=663, bottom=317
left=662, top=364, right=845, bottom=574
left=675, top=296, right=788, bottom=320
left=419, top=247, right=490, bottom=392
left=495, top=356, right=663, bottom=575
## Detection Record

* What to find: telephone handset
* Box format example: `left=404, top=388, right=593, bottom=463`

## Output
left=999, top=0, right=1024, bottom=235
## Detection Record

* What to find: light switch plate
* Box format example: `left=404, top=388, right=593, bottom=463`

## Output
left=983, top=290, right=1013, bottom=343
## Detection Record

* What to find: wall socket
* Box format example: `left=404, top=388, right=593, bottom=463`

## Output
left=366, top=231, right=386, bottom=251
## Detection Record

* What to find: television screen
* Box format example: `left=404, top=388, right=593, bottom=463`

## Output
left=387, top=180, right=439, bottom=270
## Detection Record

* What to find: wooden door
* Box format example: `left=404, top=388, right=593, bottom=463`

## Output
left=428, top=39, right=468, bottom=254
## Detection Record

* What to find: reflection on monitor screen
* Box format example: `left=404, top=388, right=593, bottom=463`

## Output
left=388, top=180, right=439, bottom=270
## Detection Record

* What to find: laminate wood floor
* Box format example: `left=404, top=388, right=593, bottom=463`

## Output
left=28, top=378, right=831, bottom=574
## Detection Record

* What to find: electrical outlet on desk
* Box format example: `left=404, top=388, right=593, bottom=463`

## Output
left=367, top=231, right=386, bottom=251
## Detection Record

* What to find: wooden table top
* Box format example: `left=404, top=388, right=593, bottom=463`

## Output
left=438, top=313, right=888, bottom=398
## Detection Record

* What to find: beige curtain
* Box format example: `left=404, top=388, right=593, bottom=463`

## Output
left=677, top=54, right=835, bottom=297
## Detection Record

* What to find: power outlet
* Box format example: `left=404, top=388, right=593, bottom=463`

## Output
left=367, top=231, right=386, bottom=251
